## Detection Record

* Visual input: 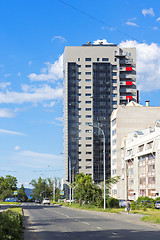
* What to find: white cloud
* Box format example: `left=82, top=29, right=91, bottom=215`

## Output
left=119, top=40, right=160, bottom=91
left=4, top=73, right=11, bottom=78
left=43, top=101, right=55, bottom=108
left=14, top=146, right=21, bottom=151
left=0, top=108, right=15, bottom=118
left=28, top=61, right=32, bottom=66
left=142, top=8, right=155, bottom=16
left=51, top=36, right=66, bottom=42
left=55, top=117, right=63, bottom=122
left=126, top=21, right=138, bottom=27
left=93, top=39, right=113, bottom=45
left=156, top=17, right=160, bottom=22
left=152, top=26, right=158, bottom=30
left=13, top=150, right=63, bottom=169
left=17, top=72, right=21, bottom=76
left=0, top=82, right=11, bottom=89
left=0, top=84, right=63, bottom=104
left=28, top=54, right=63, bottom=82
left=0, top=129, right=23, bottom=135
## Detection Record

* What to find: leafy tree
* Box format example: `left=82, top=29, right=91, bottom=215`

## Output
left=18, top=184, right=28, bottom=202
left=0, top=175, right=17, bottom=200
left=30, top=177, right=53, bottom=199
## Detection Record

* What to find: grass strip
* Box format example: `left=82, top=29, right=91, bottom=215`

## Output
left=0, top=207, right=23, bottom=240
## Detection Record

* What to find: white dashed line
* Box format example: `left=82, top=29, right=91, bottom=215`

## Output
left=97, top=227, right=102, bottom=230
left=82, top=221, right=90, bottom=225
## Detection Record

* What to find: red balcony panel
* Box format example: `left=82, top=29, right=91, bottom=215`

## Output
left=126, top=96, right=133, bottom=100
left=126, top=67, right=132, bottom=71
left=126, top=81, right=132, bottom=86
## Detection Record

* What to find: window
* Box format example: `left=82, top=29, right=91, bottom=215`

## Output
left=78, top=58, right=80, bottom=61
left=140, top=177, right=146, bottom=185
left=85, top=65, right=91, bottom=68
left=97, top=58, right=100, bottom=61
left=85, top=93, right=91, bottom=96
left=86, top=137, right=92, bottom=140
left=146, top=141, right=153, bottom=150
left=77, top=137, right=81, bottom=140
left=77, top=130, right=81, bottom=132
left=85, top=108, right=91, bottom=111
left=85, top=101, right=91, bottom=104
left=127, top=149, right=132, bottom=156
left=112, top=72, right=117, bottom=76
left=114, top=58, right=117, bottom=62
left=78, top=93, right=81, bottom=96
left=77, top=115, right=81, bottom=118
left=86, top=159, right=92, bottom=161
left=112, top=101, right=117, bottom=105
left=77, top=86, right=81, bottom=89
left=112, top=65, right=117, bottom=70
left=85, top=86, right=91, bottom=89
left=112, top=86, right=117, bottom=91
left=77, top=65, right=81, bottom=68
left=78, top=152, right=81, bottom=154
left=102, top=58, right=109, bottom=61
left=138, top=145, right=144, bottom=152
left=112, top=119, right=116, bottom=126
left=112, top=94, right=117, bottom=98
left=85, top=58, right=91, bottom=61
left=148, top=177, right=155, bottom=184
left=85, top=79, right=91, bottom=82
left=77, top=108, right=81, bottom=111
left=112, top=79, right=117, bottom=83
left=112, top=129, right=116, bottom=136
left=78, top=144, right=81, bottom=147
left=112, top=169, right=117, bottom=175
left=86, top=144, right=92, bottom=147
left=77, top=101, right=81, bottom=103
left=86, top=130, right=92, bottom=133
left=77, top=79, right=81, bottom=82
left=78, top=159, right=81, bottom=161
left=86, top=115, right=91, bottom=118
left=78, top=72, right=81, bottom=75
left=79, top=166, right=82, bottom=169
left=129, top=179, right=134, bottom=185
left=77, top=122, right=81, bottom=125
left=86, top=152, right=92, bottom=154
left=86, top=122, right=91, bottom=126
left=85, top=72, right=91, bottom=75
left=86, top=166, right=92, bottom=169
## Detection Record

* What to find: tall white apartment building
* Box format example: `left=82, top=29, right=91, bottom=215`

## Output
left=64, top=43, right=137, bottom=183
left=121, top=121, right=160, bottom=200
left=111, top=101, right=160, bottom=199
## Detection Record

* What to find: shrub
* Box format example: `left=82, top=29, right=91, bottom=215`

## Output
left=106, top=197, right=119, bottom=208
left=0, top=209, right=23, bottom=240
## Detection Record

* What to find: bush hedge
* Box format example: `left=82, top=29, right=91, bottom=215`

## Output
left=0, top=208, right=23, bottom=240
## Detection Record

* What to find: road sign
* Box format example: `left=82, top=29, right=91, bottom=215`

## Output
left=60, top=190, right=64, bottom=196
left=13, top=191, right=18, bottom=195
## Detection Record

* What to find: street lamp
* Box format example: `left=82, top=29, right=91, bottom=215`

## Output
left=89, top=124, right=106, bottom=210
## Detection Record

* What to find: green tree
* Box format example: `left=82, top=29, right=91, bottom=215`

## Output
left=30, top=177, right=52, bottom=199
left=18, top=184, right=28, bottom=202
left=0, top=175, right=17, bottom=200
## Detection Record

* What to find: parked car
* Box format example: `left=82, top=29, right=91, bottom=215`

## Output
left=42, top=198, right=50, bottom=205
left=155, top=201, right=160, bottom=209
left=140, top=200, right=152, bottom=204
left=35, top=199, right=41, bottom=204
left=119, top=200, right=126, bottom=207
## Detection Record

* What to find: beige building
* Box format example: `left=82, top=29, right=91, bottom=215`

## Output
left=121, top=121, right=160, bottom=200
left=111, top=101, right=160, bottom=199
left=64, top=43, right=137, bottom=183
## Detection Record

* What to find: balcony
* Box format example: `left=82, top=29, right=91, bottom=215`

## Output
left=119, top=67, right=132, bottom=71
left=120, top=74, right=132, bottom=79
left=120, top=95, right=133, bottom=100
left=115, top=52, right=126, bottom=57
left=120, top=59, right=133, bottom=64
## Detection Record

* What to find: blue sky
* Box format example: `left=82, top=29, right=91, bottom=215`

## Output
left=0, top=0, right=160, bottom=188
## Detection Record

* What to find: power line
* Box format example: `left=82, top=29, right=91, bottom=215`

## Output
left=57, top=0, right=139, bottom=42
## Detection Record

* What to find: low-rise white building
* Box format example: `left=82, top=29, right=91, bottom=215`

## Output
left=111, top=101, right=160, bottom=199
left=121, top=120, right=160, bottom=200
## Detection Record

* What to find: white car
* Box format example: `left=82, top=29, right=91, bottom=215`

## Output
left=42, top=198, right=50, bottom=205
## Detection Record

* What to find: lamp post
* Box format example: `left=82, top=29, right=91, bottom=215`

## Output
left=89, top=124, right=106, bottom=210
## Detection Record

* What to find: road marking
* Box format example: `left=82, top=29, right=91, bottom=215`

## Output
left=97, top=227, right=102, bottom=230
left=112, top=232, right=118, bottom=235
left=64, top=215, right=70, bottom=218
left=82, top=221, right=90, bottom=225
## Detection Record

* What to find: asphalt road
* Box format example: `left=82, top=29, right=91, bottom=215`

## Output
left=21, top=203, right=160, bottom=240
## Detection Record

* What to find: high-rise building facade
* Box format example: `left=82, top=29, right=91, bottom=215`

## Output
left=64, top=43, right=137, bottom=184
